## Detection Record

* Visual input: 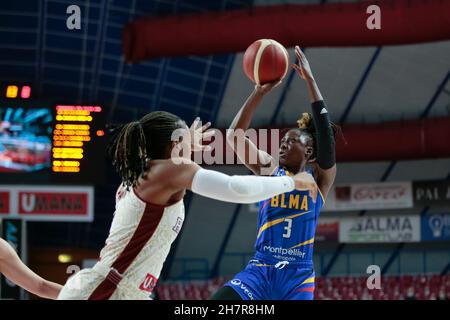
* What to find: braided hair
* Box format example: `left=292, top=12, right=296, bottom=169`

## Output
left=107, top=111, right=185, bottom=189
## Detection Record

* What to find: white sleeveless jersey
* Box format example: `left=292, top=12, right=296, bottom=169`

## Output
left=58, top=183, right=185, bottom=300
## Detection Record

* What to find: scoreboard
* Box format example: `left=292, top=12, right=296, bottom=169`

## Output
left=52, top=104, right=104, bottom=174
left=0, top=84, right=105, bottom=185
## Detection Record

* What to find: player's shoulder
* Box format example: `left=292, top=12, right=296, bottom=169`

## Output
left=148, top=158, right=197, bottom=174
left=140, top=158, right=200, bottom=189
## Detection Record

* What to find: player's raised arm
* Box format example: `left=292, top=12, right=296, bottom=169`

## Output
left=226, top=83, right=280, bottom=176
left=0, top=238, right=62, bottom=299
left=292, top=46, right=337, bottom=198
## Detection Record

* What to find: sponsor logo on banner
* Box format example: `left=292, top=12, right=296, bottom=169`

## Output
left=316, top=218, right=339, bottom=242
left=339, top=215, right=420, bottom=243
left=0, top=191, right=9, bottom=214
left=421, top=214, right=450, bottom=241
left=19, top=192, right=88, bottom=215
left=0, top=185, right=93, bottom=221
left=413, top=180, right=450, bottom=207
left=323, top=182, right=413, bottom=211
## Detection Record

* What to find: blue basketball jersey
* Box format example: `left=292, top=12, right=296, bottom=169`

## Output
left=224, top=167, right=325, bottom=300
left=254, top=166, right=324, bottom=265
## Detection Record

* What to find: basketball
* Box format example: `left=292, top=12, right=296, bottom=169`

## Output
left=243, top=39, right=289, bottom=85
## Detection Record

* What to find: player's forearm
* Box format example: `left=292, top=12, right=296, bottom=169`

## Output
left=311, top=100, right=336, bottom=170
left=0, top=264, right=62, bottom=299
left=190, top=168, right=295, bottom=204
left=226, top=90, right=268, bottom=171
left=36, top=279, right=63, bottom=299
left=228, top=89, right=262, bottom=135
left=0, top=239, right=62, bottom=300
left=304, top=78, right=323, bottom=103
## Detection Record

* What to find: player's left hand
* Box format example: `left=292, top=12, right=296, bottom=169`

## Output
left=292, top=46, right=315, bottom=81
left=189, top=117, right=215, bottom=152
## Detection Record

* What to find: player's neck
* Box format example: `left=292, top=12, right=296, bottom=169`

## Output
left=282, top=165, right=305, bottom=176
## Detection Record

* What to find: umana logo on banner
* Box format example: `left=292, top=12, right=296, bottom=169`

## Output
left=0, top=185, right=94, bottom=221
left=19, top=192, right=87, bottom=214
left=339, top=215, right=420, bottom=243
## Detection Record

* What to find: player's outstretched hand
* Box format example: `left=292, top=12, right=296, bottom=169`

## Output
left=189, top=117, right=215, bottom=152
left=292, top=46, right=314, bottom=81
left=291, top=171, right=318, bottom=203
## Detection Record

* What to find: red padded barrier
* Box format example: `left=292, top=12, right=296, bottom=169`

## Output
left=208, top=117, right=450, bottom=163
left=123, top=0, right=450, bottom=62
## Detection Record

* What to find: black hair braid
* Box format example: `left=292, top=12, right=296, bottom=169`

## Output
left=106, top=111, right=183, bottom=189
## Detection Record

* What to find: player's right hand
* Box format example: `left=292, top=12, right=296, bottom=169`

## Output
left=254, top=80, right=282, bottom=95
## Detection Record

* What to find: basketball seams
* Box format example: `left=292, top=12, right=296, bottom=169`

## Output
left=269, top=39, right=277, bottom=82
left=272, top=40, right=289, bottom=79
left=253, top=39, right=271, bottom=85
left=243, top=40, right=261, bottom=82
left=244, top=39, right=289, bottom=85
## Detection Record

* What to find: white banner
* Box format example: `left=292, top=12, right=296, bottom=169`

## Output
left=323, top=181, right=413, bottom=211
left=339, top=215, right=420, bottom=243
left=0, top=185, right=94, bottom=222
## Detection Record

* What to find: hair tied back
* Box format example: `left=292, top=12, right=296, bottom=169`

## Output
left=297, top=112, right=312, bottom=129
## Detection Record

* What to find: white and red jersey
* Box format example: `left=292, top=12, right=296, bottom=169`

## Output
left=58, top=184, right=185, bottom=300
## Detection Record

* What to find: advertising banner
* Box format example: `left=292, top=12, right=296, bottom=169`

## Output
left=0, top=185, right=93, bottom=221
left=413, top=180, right=450, bottom=207
left=421, top=213, right=450, bottom=241
left=316, top=218, right=339, bottom=243
left=323, top=182, right=413, bottom=211
left=339, top=215, right=420, bottom=243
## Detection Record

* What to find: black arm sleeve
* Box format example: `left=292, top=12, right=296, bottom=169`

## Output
left=311, top=100, right=336, bottom=169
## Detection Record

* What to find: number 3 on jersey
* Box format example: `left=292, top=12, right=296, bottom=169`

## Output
left=283, top=218, right=292, bottom=238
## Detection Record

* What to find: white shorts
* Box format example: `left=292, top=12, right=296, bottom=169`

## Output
left=57, top=264, right=153, bottom=300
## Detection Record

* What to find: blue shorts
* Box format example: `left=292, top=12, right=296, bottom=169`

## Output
left=224, top=255, right=315, bottom=300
